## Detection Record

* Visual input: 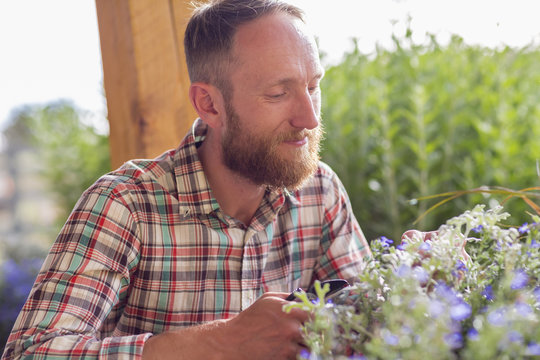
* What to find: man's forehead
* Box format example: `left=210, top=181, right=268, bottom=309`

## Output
left=230, top=13, right=322, bottom=79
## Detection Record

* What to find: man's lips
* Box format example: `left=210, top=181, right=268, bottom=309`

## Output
left=283, top=136, right=308, bottom=146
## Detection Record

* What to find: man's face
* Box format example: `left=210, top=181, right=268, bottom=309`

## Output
left=220, top=12, right=325, bottom=190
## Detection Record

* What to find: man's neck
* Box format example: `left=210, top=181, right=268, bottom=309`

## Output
left=197, top=131, right=266, bottom=226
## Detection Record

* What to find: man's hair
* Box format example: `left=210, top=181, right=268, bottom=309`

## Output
left=184, top=0, right=305, bottom=98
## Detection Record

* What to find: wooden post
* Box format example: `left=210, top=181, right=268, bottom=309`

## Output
left=95, top=0, right=198, bottom=169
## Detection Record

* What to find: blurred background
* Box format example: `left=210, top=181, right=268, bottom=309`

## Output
left=1, top=0, right=540, bottom=349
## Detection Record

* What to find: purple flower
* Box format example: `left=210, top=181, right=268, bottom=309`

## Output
left=487, top=307, right=507, bottom=326
left=383, top=332, right=399, bottom=346
left=450, top=301, right=472, bottom=321
left=299, top=349, right=311, bottom=359
left=534, top=287, right=540, bottom=302
left=413, top=267, right=429, bottom=284
left=471, top=225, right=484, bottom=234
left=507, top=330, right=523, bottom=343
left=455, top=260, right=467, bottom=272
left=518, top=223, right=529, bottom=234
left=444, top=332, right=463, bottom=349
left=419, top=242, right=431, bottom=252
left=530, top=239, right=540, bottom=248
left=467, top=328, right=479, bottom=340
left=395, top=264, right=411, bottom=277
left=482, top=285, right=494, bottom=301
left=435, top=282, right=460, bottom=304
left=429, top=299, right=445, bottom=318
left=514, top=302, right=533, bottom=317
left=510, top=269, right=529, bottom=290
left=526, top=342, right=540, bottom=356
left=396, top=241, right=407, bottom=250
left=379, top=236, right=394, bottom=247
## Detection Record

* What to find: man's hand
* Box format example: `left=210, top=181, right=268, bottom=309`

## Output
left=143, top=292, right=309, bottom=360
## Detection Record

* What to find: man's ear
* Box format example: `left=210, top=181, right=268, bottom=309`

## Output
left=189, top=82, right=226, bottom=129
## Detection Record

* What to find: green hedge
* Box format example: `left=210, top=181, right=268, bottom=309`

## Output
left=320, top=33, right=540, bottom=241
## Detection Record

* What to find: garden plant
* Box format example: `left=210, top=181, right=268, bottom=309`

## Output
left=286, top=197, right=540, bottom=359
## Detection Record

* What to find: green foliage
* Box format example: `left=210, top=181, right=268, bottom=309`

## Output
left=4, top=101, right=110, bottom=224
left=320, top=33, right=540, bottom=241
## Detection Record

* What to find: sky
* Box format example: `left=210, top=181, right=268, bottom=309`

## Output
left=1, top=0, right=539, bottom=132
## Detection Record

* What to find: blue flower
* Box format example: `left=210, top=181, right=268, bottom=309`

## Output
left=510, top=269, right=529, bottom=290
left=467, top=328, right=479, bottom=340
left=514, top=302, right=533, bottom=317
left=434, top=282, right=460, bottom=304
left=444, top=332, right=463, bottom=349
left=383, top=331, right=399, bottom=346
left=455, top=260, right=467, bottom=272
left=396, top=241, right=407, bottom=250
left=526, top=342, right=540, bottom=356
left=379, top=236, right=394, bottom=247
left=487, top=307, right=507, bottom=326
left=471, top=225, right=484, bottom=234
left=518, top=223, right=529, bottom=234
left=413, top=267, right=429, bottom=284
left=299, top=349, right=311, bottom=359
left=419, top=242, right=431, bottom=252
left=450, top=301, right=472, bottom=321
left=395, top=264, right=411, bottom=278
left=428, top=299, right=445, bottom=318
left=534, top=287, right=540, bottom=302
left=507, top=330, right=523, bottom=343
left=530, top=239, right=540, bottom=248
left=482, top=285, right=494, bottom=301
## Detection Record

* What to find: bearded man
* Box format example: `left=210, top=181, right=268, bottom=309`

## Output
left=2, top=1, right=371, bottom=359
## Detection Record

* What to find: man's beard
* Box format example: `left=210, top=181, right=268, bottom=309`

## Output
left=221, top=105, right=323, bottom=191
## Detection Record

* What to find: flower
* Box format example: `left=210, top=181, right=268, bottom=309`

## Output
left=514, top=302, right=533, bottom=317
left=455, top=260, right=467, bottom=272
left=396, top=241, right=407, bottom=250
left=428, top=299, right=445, bottom=318
left=413, top=266, right=429, bottom=284
left=534, top=287, right=540, bottom=302
left=510, top=269, right=529, bottom=290
left=379, top=236, right=394, bottom=247
left=481, top=285, right=494, bottom=301
left=419, top=242, right=431, bottom=252
left=383, top=331, right=399, bottom=346
left=467, top=328, right=479, bottom=340
left=507, top=330, right=523, bottom=343
left=471, top=225, right=484, bottom=233
left=487, top=307, right=507, bottom=326
left=526, top=342, right=540, bottom=356
left=444, top=332, right=463, bottom=349
left=518, top=223, right=529, bottom=234
left=450, top=301, right=472, bottom=321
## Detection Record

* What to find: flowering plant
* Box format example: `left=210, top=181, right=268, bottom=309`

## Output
left=286, top=204, right=540, bottom=359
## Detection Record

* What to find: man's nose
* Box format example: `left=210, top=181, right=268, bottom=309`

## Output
left=290, top=89, right=320, bottom=130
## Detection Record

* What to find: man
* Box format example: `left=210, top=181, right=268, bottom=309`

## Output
left=2, top=1, right=370, bottom=359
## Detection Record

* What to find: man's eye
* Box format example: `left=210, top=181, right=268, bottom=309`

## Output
left=308, top=86, right=320, bottom=94
left=268, top=93, right=286, bottom=99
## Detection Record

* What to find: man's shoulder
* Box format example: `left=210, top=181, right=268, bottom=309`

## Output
left=88, top=148, right=179, bottom=199
left=307, top=161, right=343, bottom=189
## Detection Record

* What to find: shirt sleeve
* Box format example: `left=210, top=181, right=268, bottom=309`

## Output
left=1, top=183, right=151, bottom=360
left=314, top=165, right=372, bottom=284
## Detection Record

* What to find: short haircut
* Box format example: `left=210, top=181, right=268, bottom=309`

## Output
left=184, top=0, right=305, bottom=99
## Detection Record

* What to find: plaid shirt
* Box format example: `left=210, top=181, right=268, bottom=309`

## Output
left=3, top=119, right=371, bottom=359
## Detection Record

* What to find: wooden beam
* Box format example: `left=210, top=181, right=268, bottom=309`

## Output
left=96, top=0, right=198, bottom=169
